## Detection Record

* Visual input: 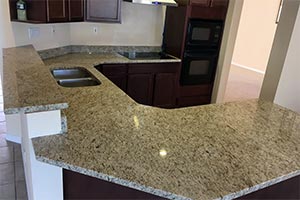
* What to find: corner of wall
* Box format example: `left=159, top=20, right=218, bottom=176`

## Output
left=260, top=0, right=300, bottom=102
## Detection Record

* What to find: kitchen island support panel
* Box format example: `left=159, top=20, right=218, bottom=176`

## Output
left=20, top=110, right=63, bottom=200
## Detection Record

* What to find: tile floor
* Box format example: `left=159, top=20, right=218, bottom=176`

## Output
left=0, top=81, right=28, bottom=200
left=224, top=65, right=265, bottom=102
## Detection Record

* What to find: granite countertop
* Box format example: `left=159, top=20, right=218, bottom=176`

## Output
left=3, top=46, right=300, bottom=200
left=2, top=45, right=180, bottom=114
left=3, top=46, right=69, bottom=114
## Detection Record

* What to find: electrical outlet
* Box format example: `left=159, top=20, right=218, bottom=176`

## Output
left=28, top=27, right=40, bottom=39
left=51, top=25, right=56, bottom=35
left=93, top=27, right=98, bottom=35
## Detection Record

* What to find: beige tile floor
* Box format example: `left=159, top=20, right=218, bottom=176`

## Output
left=0, top=81, right=28, bottom=200
left=224, top=65, right=265, bottom=102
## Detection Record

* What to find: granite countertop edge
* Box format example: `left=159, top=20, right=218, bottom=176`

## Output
left=34, top=154, right=191, bottom=200
left=33, top=151, right=300, bottom=200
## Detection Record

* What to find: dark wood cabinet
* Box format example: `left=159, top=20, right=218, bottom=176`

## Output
left=69, top=0, right=84, bottom=21
left=153, top=73, right=177, bottom=108
left=127, top=74, right=154, bottom=105
left=190, top=0, right=210, bottom=6
left=98, top=64, right=127, bottom=92
left=210, top=0, right=229, bottom=7
left=95, top=63, right=180, bottom=108
left=86, top=0, right=121, bottom=23
left=63, top=169, right=167, bottom=199
left=189, top=0, right=228, bottom=7
left=47, top=0, right=69, bottom=22
left=9, top=0, right=84, bottom=23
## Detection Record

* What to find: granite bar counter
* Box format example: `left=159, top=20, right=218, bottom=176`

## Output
left=3, top=45, right=300, bottom=200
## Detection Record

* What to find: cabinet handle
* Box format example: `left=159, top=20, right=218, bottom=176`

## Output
left=209, top=0, right=213, bottom=7
left=276, top=0, right=284, bottom=24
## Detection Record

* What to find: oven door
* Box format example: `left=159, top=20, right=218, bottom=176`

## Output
left=180, top=52, right=218, bottom=85
left=186, top=19, right=223, bottom=49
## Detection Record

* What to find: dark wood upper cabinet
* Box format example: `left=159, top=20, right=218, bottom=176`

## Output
left=69, top=0, right=84, bottom=21
left=47, top=0, right=69, bottom=22
left=189, top=0, right=228, bottom=7
left=86, top=0, right=121, bottom=23
left=189, top=0, right=210, bottom=6
left=9, top=0, right=84, bottom=23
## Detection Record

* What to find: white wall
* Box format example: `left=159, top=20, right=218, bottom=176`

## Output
left=273, top=5, right=300, bottom=113
left=232, top=0, right=280, bottom=72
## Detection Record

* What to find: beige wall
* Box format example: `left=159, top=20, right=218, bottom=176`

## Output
left=70, top=2, right=165, bottom=46
left=232, top=0, right=281, bottom=72
left=0, top=2, right=165, bottom=50
left=212, top=0, right=244, bottom=103
left=0, top=1, right=165, bottom=79
left=260, top=0, right=300, bottom=105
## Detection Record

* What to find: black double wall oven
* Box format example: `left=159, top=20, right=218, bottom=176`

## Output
left=180, top=19, right=224, bottom=86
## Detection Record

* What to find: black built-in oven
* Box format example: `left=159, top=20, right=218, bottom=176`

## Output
left=180, top=19, right=224, bottom=85
left=180, top=51, right=218, bottom=85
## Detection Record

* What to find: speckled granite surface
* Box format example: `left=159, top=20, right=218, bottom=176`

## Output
left=32, top=55, right=300, bottom=199
left=4, top=46, right=300, bottom=200
left=3, top=46, right=180, bottom=114
left=3, top=46, right=68, bottom=114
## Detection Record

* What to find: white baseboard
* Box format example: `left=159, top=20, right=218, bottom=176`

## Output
left=231, top=62, right=266, bottom=75
left=5, top=134, right=21, bottom=144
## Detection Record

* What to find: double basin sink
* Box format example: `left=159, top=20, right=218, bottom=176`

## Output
left=51, top=68, right=101, bottom=88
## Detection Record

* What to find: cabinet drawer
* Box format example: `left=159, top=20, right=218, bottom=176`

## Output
left=177, top=96, right=211, bottom=107
left=128, top=63, right=180, bottom=74
left=99, top=64, right=127, bottom=75
left=189, top=0, right=210, bottom=6
left=179, top=84, right=212, bottom=96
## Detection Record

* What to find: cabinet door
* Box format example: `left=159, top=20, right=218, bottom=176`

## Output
left=189, top=0, right=210, bottom=6
left=47, top=0, right=69, bottom=22
left=86, top=0, right=121, bottom=23
left=127, top=74, right=153, bottom=106
left=69, top=0, right=84, bottom=21
left=96, top=64, right=127, bottom=92
left=105, top=75, right=127, bottom=92
left=210, top=0, right=229, bottom=7
left=153, top=73, right=177, bottom=108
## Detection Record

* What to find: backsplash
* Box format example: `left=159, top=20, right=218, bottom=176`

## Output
left=38, top=45, right=162, bottom=60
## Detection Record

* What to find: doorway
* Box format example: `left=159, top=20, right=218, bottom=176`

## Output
left=224, top=0, right=282, bottom=102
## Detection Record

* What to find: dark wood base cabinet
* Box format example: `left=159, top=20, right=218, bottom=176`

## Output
left=63, top=169, right=300, bottom=200
left=235, top=175, right=300, bottom=200
left=63, top=169, right=166, bottom=199
left=95, top=63, right=180, bottom=109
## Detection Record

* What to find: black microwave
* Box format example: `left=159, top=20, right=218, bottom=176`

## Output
left=186, top=19, right=224, bottom=50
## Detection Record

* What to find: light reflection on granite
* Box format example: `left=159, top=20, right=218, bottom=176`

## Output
left=34, top=51, right=300, bottom=200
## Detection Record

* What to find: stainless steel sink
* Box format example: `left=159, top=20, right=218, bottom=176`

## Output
left=57, top=78, right=100, bottom=88
left=51, top=68, right=101, bottom=88
left=52, top=68, right=91, bottom=79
